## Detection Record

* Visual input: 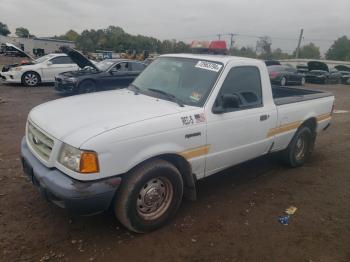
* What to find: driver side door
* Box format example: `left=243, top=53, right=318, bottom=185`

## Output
left=103, top=62, right=132, bottom=89
left=205, top=66, right=276, bottom=176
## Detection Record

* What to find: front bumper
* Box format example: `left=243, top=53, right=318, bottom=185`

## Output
left=21, top=137, right=121, bottom=215
left=54, top=78, right=77, bottom=94
left=0, top=71, right=21, bottom=83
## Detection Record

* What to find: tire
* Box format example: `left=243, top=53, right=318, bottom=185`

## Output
left=78, top=80, right=96, bottom=94
left=300, top=77, right=305, bottom=86
left=22, top=72, right=41, bottom=87
left=114, top=159, right=184, bottom=233
left=280, top=76, right=287, bottom=87
left=282, top=126, right=315, bottom=167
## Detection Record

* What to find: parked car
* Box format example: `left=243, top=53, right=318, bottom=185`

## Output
left=335, top=65, right=350, bottom=85
left=21, top=54, right=334, bottom=233
left=1, top=51, right=79, bottom=86
left=305, top=61, right=341, bottom=84
left=296, top=64, right=309, bottom=74
left=55, top=47, right=147, bottom=94
left=265, top=60, right=281, bottom=66
left=267, top=65, right=305, bottom=86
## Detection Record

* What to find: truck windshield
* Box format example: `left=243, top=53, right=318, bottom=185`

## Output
left=132, top=57, right=223, bottom=107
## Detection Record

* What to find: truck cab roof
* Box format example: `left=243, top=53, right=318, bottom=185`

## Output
left=160, top=53, right=261, bottom=65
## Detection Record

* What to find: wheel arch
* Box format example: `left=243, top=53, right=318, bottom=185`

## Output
left=125, top=153, right=197, bottom=201
left=300, top=117, right=317, bottom=134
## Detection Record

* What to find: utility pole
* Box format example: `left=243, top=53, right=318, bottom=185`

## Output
left=228, top=33, right=235, bottom=49
left=217, top=34, right=221, bottom=40
left=295, top=28, right=304, bottom=59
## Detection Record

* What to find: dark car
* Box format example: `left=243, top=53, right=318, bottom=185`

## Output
left=296, top=64, right=309, bottom=74
left=305, top=61, right=341, bottom=84
left=55, top=48, right=147, bottom=94
left=267, top=65, right=305, bottom=86
left=265, top=60, right=281, bottom=66
left=335, top=65, right=350, bottom=84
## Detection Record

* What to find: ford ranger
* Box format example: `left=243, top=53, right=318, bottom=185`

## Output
left=21, top=54, right=334, bottom=233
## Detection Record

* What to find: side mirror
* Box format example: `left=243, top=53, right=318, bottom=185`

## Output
left=213, top=94, right=241, bottom=114
left=46, top=61, right=53, bottom=66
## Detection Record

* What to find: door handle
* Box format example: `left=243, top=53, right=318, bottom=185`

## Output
left=260, top=114, right=270, bottom=121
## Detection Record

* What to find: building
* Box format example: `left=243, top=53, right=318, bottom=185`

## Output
left=0, top=35, right=75, bottom=57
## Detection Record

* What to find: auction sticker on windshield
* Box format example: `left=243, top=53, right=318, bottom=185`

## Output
left=195, top=61, right=222, bottom=72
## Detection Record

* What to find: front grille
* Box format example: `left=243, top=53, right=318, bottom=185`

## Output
left=27, top=121, right=54, bottom=161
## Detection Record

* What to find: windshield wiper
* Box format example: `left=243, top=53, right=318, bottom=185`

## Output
left=148, top=88, right=184, bottom=107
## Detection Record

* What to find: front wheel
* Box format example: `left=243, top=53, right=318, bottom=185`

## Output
left=114, top=159, right=184, bottom=233
left=22, top=72, right=41, bottom=87
left=78, top=80, right=96, bottom=94
left=282, top=126, right=315, bottom=167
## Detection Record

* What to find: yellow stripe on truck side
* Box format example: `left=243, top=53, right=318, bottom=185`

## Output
left=316, top=113, right=332, bottom=122
left=267, top=112, right=332, bottom=138
left=180, top=145, right=210, bottom=160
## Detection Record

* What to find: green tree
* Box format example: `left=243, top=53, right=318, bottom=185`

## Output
left=271, top=48, right=290, bottom=60
left=15, top=27, right=30, bottom=38
left=293, top=43, right=320, bottom=59
left=325, top=36, right=350, bottom=61
left=63, top=30, right=79, bottom=41
left=0, top=22, right=11, bottom=36
left=230, top=46, right=257, bottom=58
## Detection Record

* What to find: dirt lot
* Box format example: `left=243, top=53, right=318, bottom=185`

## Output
left=0, top=82, right=349, bottom=262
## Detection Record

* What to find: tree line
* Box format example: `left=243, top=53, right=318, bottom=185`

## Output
left=1, top=21, right=349, bottom=61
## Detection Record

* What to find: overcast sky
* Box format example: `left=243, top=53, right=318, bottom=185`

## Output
left=1, top=0, right=349, bottom=54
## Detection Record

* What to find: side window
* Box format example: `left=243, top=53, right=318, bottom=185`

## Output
left=131, top=62, right=146, bottom=72
left=217, top=66, right=263, bottom=111
left=50, top=56, right=74, bottom=64
left=112, top=62, right=130, bottom=72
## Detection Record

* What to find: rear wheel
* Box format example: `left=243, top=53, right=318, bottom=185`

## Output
left=114, top=159, right=184, bottom=233
left=22, top=72, right=41, bottom=87
left=78, top=80, right=96, bottom=94
left=282, top=126, right=315, bottom=167
left=280, top=77, right=287, bottom=87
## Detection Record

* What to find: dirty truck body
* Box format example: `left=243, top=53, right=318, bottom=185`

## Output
left=21, top=54, right=334, bottom=232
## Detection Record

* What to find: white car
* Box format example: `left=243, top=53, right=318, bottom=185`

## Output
left=1, top=53, right=79, bottom=86
left=21, top=54, right=334, bottom=233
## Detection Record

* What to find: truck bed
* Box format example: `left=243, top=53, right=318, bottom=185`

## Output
left=272, top=86, right=333, bottom=105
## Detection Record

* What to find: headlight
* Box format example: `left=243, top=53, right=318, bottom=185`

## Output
left=67, top=77, right=77, bottom=83
left=58, top=143, right=99, bottom=173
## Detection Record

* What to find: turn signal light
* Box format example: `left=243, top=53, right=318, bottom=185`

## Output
left=80, top=152, right=99, bottom=173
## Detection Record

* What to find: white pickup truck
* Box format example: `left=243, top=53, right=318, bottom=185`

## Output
left=21, top=54, right=334, bottom=232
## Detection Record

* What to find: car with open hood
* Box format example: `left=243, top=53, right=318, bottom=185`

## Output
left=54, top=47, right=147, bottom=94
left=305, top=61, right=341, bottom=84
left=335, top=65, right=350, bottom=85
left=0, top=43, right=35, bottom=72
left=1, top=44, right=79, bottom=86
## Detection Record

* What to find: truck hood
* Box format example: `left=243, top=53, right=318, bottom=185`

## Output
left=29, top=89, right=192, bottom=147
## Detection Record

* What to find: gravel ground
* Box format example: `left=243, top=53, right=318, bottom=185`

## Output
left=0, top=82, right=349, bottom=262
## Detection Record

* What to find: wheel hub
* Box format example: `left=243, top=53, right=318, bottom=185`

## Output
left=136, top=177, right=173, bottom=220
left=295, top=136, right=306, bottom=160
